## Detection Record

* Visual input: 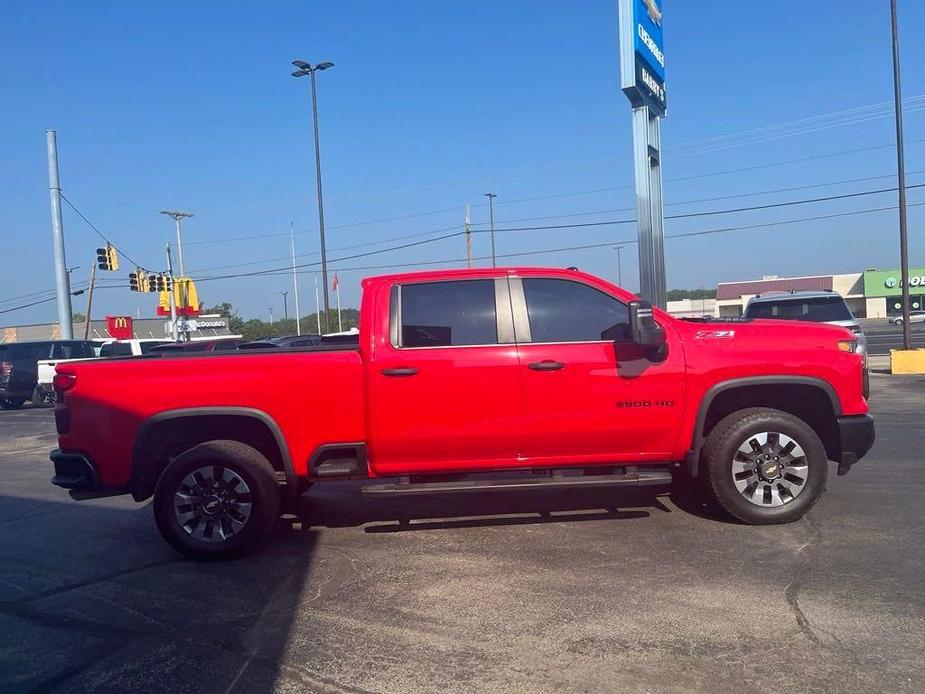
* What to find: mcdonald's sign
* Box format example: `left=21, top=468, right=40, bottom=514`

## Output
left=105, top=315, right=134, bottom=339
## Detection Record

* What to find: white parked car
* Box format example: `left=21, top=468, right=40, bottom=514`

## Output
left=36, top=338, right=170, bottom=400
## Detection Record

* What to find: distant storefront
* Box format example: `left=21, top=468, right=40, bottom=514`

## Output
left=1, top=314, right=233, bottom=343
left=663, top=267, right=924, bottom=320
left=862, top=267, right=925, bottom=318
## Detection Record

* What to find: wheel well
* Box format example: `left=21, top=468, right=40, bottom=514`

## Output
left=131, top=414, right=290, bottom=501
left=700, top=384, right=839, bottom=464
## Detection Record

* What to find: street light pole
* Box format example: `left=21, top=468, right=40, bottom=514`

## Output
left=614, top=246, right=624, bottom=286
left=889, top=0, right=911, bottom=351
left=484, top=193, right=497, bottom=267
left=292, top=59, right=334, bottom=332
left=160, top=210, right=193, bottom=277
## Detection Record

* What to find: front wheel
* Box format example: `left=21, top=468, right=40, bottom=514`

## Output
left=153, top=440, right=281, bottom=560
left=0, top=397, right=25, bottom=410
left=702, top=408, right=827, bottom=524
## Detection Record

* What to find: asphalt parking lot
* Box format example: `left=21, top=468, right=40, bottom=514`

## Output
left=1, top=375, right=923, bottom=693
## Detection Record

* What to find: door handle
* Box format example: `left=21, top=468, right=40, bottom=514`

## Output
left=528, top=360, right=565, bottom=371
left=381, top=367, right=419, bottom=377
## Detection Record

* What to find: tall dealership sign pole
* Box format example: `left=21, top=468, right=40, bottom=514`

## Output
left=618, top=0, right=667, bottom=308
left=889, top=0, right=911, bottom=351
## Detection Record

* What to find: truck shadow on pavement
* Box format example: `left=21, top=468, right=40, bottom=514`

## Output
left=0, top=494, right=321, bottom=694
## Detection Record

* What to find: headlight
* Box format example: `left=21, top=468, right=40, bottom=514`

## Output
left=837, top=339, right=859, bottom=353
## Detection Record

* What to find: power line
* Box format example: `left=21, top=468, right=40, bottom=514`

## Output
left=178, top=138, right=925, bottom=250
left=59, top=194, right=151, bottom=270
left=192, top=198, right=924, bottom=284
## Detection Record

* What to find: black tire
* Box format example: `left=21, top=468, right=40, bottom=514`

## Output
left=153, top=440, right=281, bottom=560
left=0, top=397, right=26, bottom=410
left=702, top=407, right=827, bottom=525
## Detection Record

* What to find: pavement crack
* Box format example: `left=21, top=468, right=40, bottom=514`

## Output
left=783, top=514, right=823, bottom=646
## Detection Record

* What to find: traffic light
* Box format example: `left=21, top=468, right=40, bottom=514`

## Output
left=150, top=274, right=173, bottom=292
left=129, top=269, right=150, bottom=292
left=96, top=243, right=119, bottom=271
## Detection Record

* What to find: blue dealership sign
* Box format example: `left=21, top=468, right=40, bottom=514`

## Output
left=634, top=0, right=665, bottom=82
left=619, top=0, right=666, bottom=116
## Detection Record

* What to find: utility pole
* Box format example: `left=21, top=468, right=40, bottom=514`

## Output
left=291, top=60, right=334, bottom=331
left=281, top=291, right=289, bottom=322
left=160, top=210, right=193, bottom=276
left=268, top=307, right=274, bottom=326
left=465, top=205, right=473, bottom=268
left=484, top=193, right=497, bottom=267
left=614, top=246, right=624, bottom=286
left=290, top=222, right=302, bottom=335
left=45, top=130, right=73, bottom=339
left=83, top=263, right=96, bottom=339
left=165, top=244, right=178, bottom=341
left=890, top=0, right=912, bottom=351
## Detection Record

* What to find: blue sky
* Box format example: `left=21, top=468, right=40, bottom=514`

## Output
left=1, top=0, right=923, bottom=324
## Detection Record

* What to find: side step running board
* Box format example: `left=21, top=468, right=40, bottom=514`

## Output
left=362, top=469, right=672, bottom=496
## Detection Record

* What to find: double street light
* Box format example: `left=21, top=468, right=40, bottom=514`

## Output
left=292, top=59, right=334, bottom=332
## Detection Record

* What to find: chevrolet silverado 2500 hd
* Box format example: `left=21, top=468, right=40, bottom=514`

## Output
left=49, top=267, right=874, bottom=559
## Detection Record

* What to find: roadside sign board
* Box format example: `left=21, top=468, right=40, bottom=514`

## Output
left=105, top=315, right=133, bottom=340
left=619, top=0, right=666, bottom=116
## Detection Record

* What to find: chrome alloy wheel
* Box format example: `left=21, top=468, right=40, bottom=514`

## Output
left=731, top=432, right=809, bottom=508
left=174, top=466, right=253, bottom=542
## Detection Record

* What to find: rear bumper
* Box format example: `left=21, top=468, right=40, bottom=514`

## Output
left=50, top=449, right=99, bottom=490
left=836, top=414, right=875, bottom=476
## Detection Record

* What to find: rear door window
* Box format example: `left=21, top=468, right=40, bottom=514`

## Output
left=400, top=280, right=498, bottom=348
left=100, top=342, right=134, bottom=357
left=746, top=296, right=852, bottom=322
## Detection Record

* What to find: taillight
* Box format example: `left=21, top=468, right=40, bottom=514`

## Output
left=0, top=361, right=11, bottom=377
left=53, top=373, right=77, bottom=393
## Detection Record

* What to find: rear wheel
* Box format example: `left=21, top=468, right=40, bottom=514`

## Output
left=702, top=408, right=827, bottom=524
left=153, top=440, right=281, bottom=560
left=0, top=398, right=25, bottom=410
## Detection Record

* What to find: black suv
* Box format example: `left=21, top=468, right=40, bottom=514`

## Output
left=0, top=340, right=96, bottom=409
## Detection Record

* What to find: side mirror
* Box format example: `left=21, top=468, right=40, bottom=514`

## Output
left=629, top=300, right=666, bottom=347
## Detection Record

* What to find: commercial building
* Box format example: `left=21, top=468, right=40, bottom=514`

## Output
left=665, top=266, right=924, bottom=319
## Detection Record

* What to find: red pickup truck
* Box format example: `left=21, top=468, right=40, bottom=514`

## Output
left=50, top=267, right=874, bottom=559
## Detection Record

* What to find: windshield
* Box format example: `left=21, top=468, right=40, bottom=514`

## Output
left=746, top=296, right=853, bottom=322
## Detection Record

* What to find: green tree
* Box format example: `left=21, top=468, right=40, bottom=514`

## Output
left=667, top=288, right=716, bottom=301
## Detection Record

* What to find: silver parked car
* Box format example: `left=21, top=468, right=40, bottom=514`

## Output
left=890, top=310, right=925, bottom=327
left=743, top=291, right=867, bottom=355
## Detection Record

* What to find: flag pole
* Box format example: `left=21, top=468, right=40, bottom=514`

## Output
left=290, top=221, right=302, bottom=335
left=314, top=275, right=322, bottom=334
left=465, top=204, right=472, bottom=268
left=334, top=273, right=342, bottom=331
